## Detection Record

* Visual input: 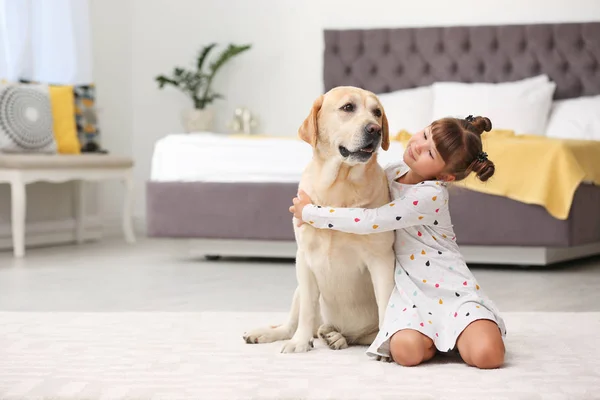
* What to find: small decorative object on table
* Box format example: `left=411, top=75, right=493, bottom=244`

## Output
left=155, top=43, right=251, bottom=133
left=228, top=107, right=259, bottom=134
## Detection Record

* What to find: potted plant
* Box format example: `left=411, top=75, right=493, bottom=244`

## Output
left=155, top=43, right=251, bottom=132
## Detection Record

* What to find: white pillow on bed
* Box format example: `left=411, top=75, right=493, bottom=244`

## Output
left=377, top=85, right=433, bottom=135
left=431, top=75, right=556, bottom=136
left=545, top=95, right=600, bottom=141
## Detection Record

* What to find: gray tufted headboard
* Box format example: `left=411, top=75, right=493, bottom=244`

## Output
left=323, top=22, right=600, bottom=100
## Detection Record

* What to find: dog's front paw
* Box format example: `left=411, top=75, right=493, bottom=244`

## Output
left=317, top=324, right=348, bottom=350
left=280, top=337, right=314, bottom=353
left=243, top=325, right=291, bottom=344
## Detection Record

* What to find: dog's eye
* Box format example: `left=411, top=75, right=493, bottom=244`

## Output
left=373, top=108, right=382, bottom=118
left=341, top=103, right=354, bottom=112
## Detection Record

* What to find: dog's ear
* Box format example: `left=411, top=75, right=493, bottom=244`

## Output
left=380, top=108, right=390, bottom=151
left=298, top=95, right=323, bottom=147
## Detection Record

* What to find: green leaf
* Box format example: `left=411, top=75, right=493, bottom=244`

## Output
left=155, top=75, right=178, bottom=89
left=209, top=44, right=252, bottom=75
left=197, top=43, right=217, bottom=71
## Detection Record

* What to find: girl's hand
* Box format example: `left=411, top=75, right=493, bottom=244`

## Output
left=289, top=189, right=313, bottom=227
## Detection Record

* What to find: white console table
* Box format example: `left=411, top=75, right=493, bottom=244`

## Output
left=0, top=154, right=135, bottom=257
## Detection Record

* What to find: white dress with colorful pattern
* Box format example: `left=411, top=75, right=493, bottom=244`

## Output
left=301, top=160, right=507, bottom=357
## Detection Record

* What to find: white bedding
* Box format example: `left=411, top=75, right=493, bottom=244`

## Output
left=150, top=133, right=406, bottom=182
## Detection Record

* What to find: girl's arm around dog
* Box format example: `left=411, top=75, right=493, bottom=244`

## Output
left=291, top=184, right=446, bottom=235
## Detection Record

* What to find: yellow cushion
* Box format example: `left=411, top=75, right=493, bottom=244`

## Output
left=48, top=85, right=81, bottom=154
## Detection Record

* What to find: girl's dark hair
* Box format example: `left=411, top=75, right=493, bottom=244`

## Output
left=431, top=115, right=495, bottom=182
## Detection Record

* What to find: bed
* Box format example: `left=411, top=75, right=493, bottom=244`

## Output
left=146, top=21, right=600, bottom=266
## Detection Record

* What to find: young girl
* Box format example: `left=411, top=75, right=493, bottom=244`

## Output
left=289, top=115, right=506, bottom=369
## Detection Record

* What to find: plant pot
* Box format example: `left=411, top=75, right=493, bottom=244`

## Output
left=181, top=108, right=215, bottom=133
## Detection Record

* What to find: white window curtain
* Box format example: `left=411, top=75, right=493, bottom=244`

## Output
left=0, top=0, right=93, bottom=85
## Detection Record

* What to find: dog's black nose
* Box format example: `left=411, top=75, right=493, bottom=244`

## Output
left=364, top=123, right=381, bottom=135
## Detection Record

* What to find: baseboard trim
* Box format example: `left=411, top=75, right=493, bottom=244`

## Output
left=185, top=238, right=600, bottom=267
left=0, top=217, right=103, bottom=251
left=0, top=215, right=146, bottom=253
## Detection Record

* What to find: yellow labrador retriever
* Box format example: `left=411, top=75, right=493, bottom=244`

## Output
left=243, top=86, right=396, bottom=354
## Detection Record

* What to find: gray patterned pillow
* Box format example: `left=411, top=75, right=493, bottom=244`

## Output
left=0, top=83, right=57, bottom=153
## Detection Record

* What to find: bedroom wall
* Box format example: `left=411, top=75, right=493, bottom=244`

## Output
left=89, top=0, right=134, bottom=228
left=90, top=0, right=600, bottom=229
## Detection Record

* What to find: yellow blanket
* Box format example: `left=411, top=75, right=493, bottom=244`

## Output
left=393, top=130, right=600, bottom=220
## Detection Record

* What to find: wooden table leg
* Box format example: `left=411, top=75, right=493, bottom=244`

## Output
left=73, top=180, right=85, bottom=244
left=10, top=177, right=26, bottom=258
left=122, top=171, right=135, bottom=243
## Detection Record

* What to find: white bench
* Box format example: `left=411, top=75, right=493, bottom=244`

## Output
left=0, top=154, right=135, bottom=257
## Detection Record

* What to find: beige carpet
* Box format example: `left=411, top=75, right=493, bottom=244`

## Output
left=0, top=311, right=598, bottom=400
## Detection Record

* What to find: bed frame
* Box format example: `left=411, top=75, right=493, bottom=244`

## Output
left=146, top=21, right=600, bottom=266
